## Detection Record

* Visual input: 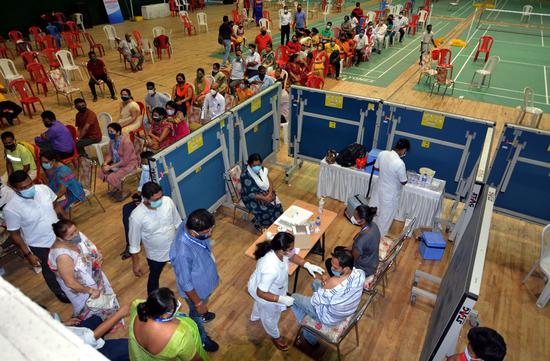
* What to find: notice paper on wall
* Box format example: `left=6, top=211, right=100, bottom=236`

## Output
left=421, top=112, right=446, bottom=129
left=325, top=94, right=344, bottom=109
left=187, top=133, right=204, bottom=154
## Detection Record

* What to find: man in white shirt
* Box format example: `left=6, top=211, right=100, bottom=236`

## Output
left=249, top=66, right=276, bottom=92
left=116, top=33, right=144, bottom=72
left=291, top=249, right=366, bottom=346
left=144, top=81, right=170, bottom=124
left=229, top=49, right=246, bottom=93
left=3, top=170, right=69, bottom=302
left=279, top=6, right=292, bottom=45
left=246, top=44, right=262, bottom=78
left=420, top=24, right=437, bottom=64
left=129, top=181, right=182, bottom=295
left=352, top=31, right=368, bottom=65
left=201, top=83, right=226, bottom=121
left=370, top=138, right=410, bottom=236
left=373, top=20, right=388, bottom=54
left=394, top=11, right=409, bottom=43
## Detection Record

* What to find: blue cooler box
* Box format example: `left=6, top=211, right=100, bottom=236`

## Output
left=419, top=231, right=446, bottom=260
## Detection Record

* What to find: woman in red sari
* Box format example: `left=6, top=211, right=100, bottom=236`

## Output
left=285, top=54, right=307, bottom=85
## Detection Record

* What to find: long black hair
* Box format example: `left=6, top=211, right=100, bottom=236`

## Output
left=356, top=205, right=377, bottom=224
left=136, top=287, right=177, bottom=322
left=254, top=232, right=295, bottom=260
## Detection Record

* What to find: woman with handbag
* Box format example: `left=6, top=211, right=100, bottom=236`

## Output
left=48, top=219, right=120, bottom=321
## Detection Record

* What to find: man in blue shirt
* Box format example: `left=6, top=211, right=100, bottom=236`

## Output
left=293, top=5, right=307, bottom=36
left=169, top=208, right=220, bottom=352
left=248, top=66, right=276, bottom=92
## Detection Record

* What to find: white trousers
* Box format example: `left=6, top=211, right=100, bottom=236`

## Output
left=251, top=301, right=285, bottom=339
left=373, top=199, right=399, bottom=236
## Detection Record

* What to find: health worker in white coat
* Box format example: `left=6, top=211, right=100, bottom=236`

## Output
left=248, top=232, right=325, bottom=351
left=370, top=138, right=410, bottom=236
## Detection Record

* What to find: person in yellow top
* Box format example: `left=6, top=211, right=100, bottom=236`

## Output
left=324, top=39, right=342, bottom=80
left=129, top=288, right=209, bottom=361
left=0, top=84, right=23, bottom=126
left=1, top=131, right=37, bottom=183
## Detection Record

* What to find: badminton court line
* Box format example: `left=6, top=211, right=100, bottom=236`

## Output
left=454, top=80, right=547, bottom=98
left=544, top=65, right=549, bottom=104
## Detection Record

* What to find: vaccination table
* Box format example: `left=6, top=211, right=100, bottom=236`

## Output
left=317, top=159, right=446, bottom=228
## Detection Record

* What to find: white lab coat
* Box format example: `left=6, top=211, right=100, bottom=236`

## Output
left=369, top=150, right=407, bottom=236
left=247, top=250, right=289, bottom=339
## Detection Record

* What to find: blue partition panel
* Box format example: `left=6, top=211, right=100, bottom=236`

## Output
left=378, top=103, right=494, bottom=195
left=487, top=124, right=550, bottom=224
left=289, top=86, right=380, bottom=161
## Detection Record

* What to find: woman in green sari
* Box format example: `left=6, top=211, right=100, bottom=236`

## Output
left=129, top=288, right=209, bottom=361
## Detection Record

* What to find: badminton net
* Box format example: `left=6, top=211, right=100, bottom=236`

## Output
left=476, top=7, right=550, bottom=37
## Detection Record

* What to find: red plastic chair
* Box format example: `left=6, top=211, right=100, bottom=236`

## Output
left=62, top=32, right=84, bottom=57
left=438, top=48, right=452, bottom=68
left=408, top=15, right=419, bottom=35
left=473, top=35, right=494, bottom=63
left=374, top=10, right=384, bottom=23
left=180, top=14, right=196, bottom=36
left=154, top=35, right=172, bottom=59
left=62, top=125, right=80, bottom=168
left=83, top=32, right=105, bottom=56
left=54, top=12, right=66, bottom=24
left=28, top=26, right=43, bottom=50
left=306, top=75, right=325, bottom=89
left=132, top=30, right=143, bottom=46
left=41, top=48, right=61, bottom=69
left=9, top=79, right=45, bottom=119
left=20, top=51, right=39, bottom=68
left=26, top=62, right=49, bottom=96
left=262, top=10, right=272, bottom=23
left=232, top=9, right=242, bottom=25
left=275, top=45, right=289, bottom=67
left=30, top=143, right=43, bottom=184
left=64, top=21, right=81, bottom=42
left=431, top=48, right=440, bottom=61
left=43, top=34, right=59, bottom=50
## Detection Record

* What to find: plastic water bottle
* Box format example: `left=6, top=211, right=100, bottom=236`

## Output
left=420, top=173, right=428, bottom=187
left=318, top=197, right=325, bottom=215
left=315, top=216, right=321, bottom=233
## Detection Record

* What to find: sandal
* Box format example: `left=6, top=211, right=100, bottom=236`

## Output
left=271, top=337, right=289, bottom=351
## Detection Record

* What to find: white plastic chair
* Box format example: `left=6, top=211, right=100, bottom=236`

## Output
left=366, top=11, right=376, bottom=23
left=175, top=0, right=189, bottom=12
left=516, top=87, right=544, bottom=128
left=523, top=225, right=550, bottom=308
left=103, top=25, right=117, bottom=49
left=140, top=38, right=156, bottom=63
left=55, top=50, right=84, bottom=82
left=418, top=10, right=429, bottom=30
left=93, top=112, right=113, bottom=165
left=470, top=55, right=499, bottom=88
left=152, top=26, right=171, bottom=38
left=394, top=4, right=403, bottom=14
left=521, top=5, right=533, bottom=22
left=241, top=8, right=256, bottom=27
left=387, top=5, right=396, bottom=15
left=322, top=3, right=332, bottom=23
left=73, top=13, right=85, bottom=31
left=259, top=18, right=272, bottom=33
left=0, top=59, right=24, bottom=88
left=448, top=0, right=460, bottom=11
left=197, top=12, right=208, bottom=32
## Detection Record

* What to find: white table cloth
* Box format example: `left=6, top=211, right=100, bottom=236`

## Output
left=317, top=159, right=446, bottom=227
left=141, top=3, right=170, bottom=19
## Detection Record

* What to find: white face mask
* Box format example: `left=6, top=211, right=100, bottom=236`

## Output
left=147, top=89, right=155, bottom=95
left=210, top=89, right=217, bottom=96
left=166, top=109, right=175, bottom=115
left=350, top=216, right=360, bottom=225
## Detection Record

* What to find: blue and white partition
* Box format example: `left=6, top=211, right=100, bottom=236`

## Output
left=486, top=124, right=550, bottom=224
left=377, top=103, right=495, bottom=196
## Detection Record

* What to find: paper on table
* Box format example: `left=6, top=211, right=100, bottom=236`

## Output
left=274, top=205, right=313, bottom=227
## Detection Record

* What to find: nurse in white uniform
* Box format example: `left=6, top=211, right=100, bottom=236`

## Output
left=248, top=232, right=324, bottom=351
left=370, top=138, right=410, bottom=236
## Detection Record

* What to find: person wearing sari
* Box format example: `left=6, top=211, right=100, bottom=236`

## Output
left=337, top=35, right=354, bottom=65
left=261, top=44, right=275, bottom=72
left=312, top=43, right=328, bottom=76
left=172, top=73, right=194, bottom=116
left=166, top=101, right=190, bottom=142
left=310, top=28, right=321, bottom=46
left=40, top=150, right=86, bottom=216
left=231, top=24, right=246, bottom=52
left=129, top=288, right=209, bottom=361
left=144, top=108, right=175, bottom=151
left=193, top=68, right=211, bottom=108
left=119, top=88, right=142, bottom=133
left=253, top=0, right=263, bottom=24
left=240, top=153, right=283, bottom=231
left=48, top=219, right=120, bottom=321
left=99, top=122, right=139, bottom=197
left=285, top=54, right=307, bottom=85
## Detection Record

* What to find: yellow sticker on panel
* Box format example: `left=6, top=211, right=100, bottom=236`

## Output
left=421, top=112, right=445, bottom=129
left=421, top=140, right=430, bottom=148
left=547, top=144, right=550, bottom=152
left=195, top=166, right=202, bottom=173
left=329, top=121, right=336, bottom=128
left=253, top=125, right=259, bottom=133
left=325, top=94, right=344, bottom=109
left=367, top=103, right=375, bottom=111
left=187, top=133, right=204, bottom=154
left=251, top=97, right=261, bottom=112
left=220, top=119, right=225, bottom=128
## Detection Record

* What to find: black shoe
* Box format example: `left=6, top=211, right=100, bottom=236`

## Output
left=121, top=250, right=131, bottom=260
left=203, top=336, right=219, bottom=352
left=201, top=311, right=216, bottom=323
left=92, top=96, right=98, bottom=102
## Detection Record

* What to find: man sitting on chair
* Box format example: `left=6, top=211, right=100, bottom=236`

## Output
left=290, top=249, right=366, bottom=349
left=35, top=111, right=75, bottom=160
left=86, top=51, right=117, bottom=102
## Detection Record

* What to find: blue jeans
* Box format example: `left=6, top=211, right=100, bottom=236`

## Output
left=184, top=296, right=210, bottom=343
left=222, top=39, right=231, bottom=64
left=77, top=315, right=129, bottom=361
left=291, top=279, right=322, bottom=345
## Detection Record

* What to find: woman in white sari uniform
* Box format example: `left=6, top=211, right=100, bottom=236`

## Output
left=247, top=232, right=325, bottom=351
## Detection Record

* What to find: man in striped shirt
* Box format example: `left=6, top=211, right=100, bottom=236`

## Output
left=291, top=249, right=366, bottom=346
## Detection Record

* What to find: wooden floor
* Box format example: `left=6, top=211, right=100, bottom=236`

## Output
left=2, top=3, right=549, bottom=360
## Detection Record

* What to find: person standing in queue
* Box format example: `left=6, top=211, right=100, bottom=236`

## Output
left=248, top=232, right=325, bottom=351
left=169, top=209, right=219, bottom=353
left=369, top=138, right=410, bottom=236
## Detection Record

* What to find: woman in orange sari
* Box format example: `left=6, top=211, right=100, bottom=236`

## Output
left=337, top=35, right=354, bottom=66
left=312, top=43, right=328, bottom=76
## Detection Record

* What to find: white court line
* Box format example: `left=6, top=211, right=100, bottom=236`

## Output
left=451, top=2, right=471, bottom=17
left=454, top=80, right=547, bottom=97
left=453, top=27, right=490, bottom=80
left=541, top=13, right=545, bottom=47
left=544, top=66, right=549, bottom=104
left=494, top=39, right=546, bottom=48
left=455, top=54, right=549, bottom=67
left=452, top=86, right=550, bottom=106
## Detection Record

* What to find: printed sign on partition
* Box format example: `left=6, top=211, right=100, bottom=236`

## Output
left=329, top=121, right=336, bottom=128
left=421, top=112, right=445, bottom=129
left=251, top=97, right=261, bottom=112
left=187, top=134, right=204, bottom=154
left=325, top=94, right=344, bottom=109
left=368, top=103, right=375, bottom=111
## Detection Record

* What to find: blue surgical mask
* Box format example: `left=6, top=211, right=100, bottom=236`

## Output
left=251, top=165, right=262, bottom=173
left=331, top=267, right=342, bottom=277
left=42, top=162, right=53, bottom=170
left=149, top=198, right=163, bottom=209
left=195, top=233, right=210, bottom=240
left=66, top=234, right=82, bottom=244
left=108, top=133, right=116, bottom=140
left=121, top=95, right=130, bottom=101
left=18, top=186, right=36, bottom=199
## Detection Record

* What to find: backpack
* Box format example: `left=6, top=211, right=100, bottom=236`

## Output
left=335, top=143, right=366, bottom=167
